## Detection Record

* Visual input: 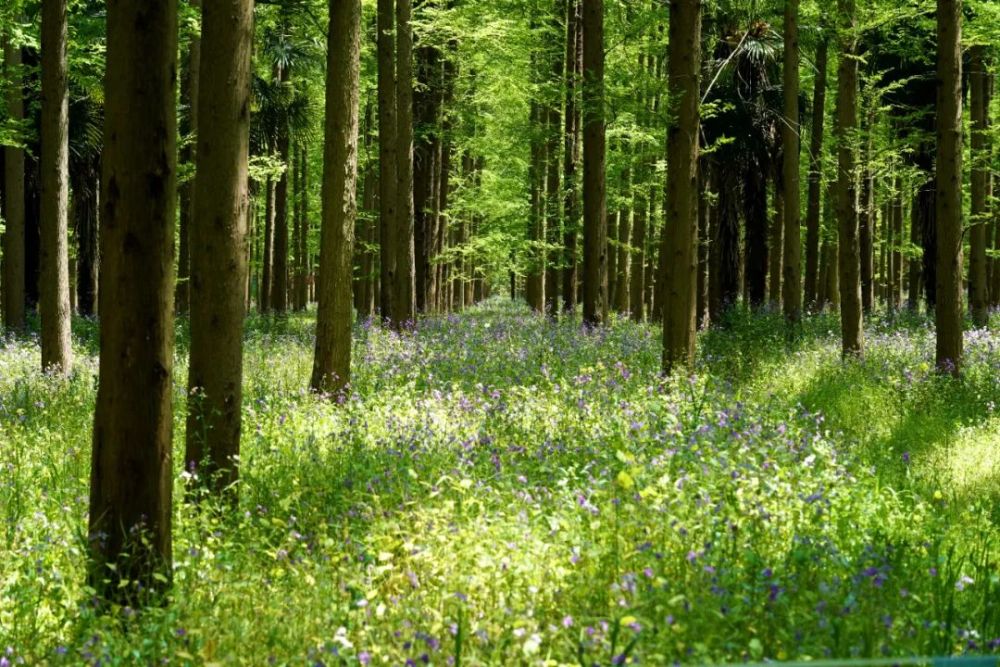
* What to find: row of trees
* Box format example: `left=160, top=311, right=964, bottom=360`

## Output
left=0, top=0, right=996, bottom=602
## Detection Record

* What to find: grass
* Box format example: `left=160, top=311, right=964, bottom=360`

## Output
left=1, top=300, right=999, bottom=665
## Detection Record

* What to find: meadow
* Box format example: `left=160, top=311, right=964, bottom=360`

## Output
left=2, top=301, right=1000, bottom=665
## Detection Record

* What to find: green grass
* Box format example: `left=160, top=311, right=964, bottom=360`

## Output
left=1, top=301, right=999, bottom=665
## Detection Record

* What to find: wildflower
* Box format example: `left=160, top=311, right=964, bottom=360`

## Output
left=562, top=615, right=574, bottom=628
left=956, top=575, right=974, bottom=591
left=358, top=651, right=371, bottom=665
left=902, top=451, right=911, bottom=465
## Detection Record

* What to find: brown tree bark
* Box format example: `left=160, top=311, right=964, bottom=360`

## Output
left=804, top=39, right=827, bottom=310
left=394, top=0, right=416, bottom=326
left=613, top=179, right=631, bottom=314
left=377, top=0, right=398, bottom=320
left=969, top=45, right=989, bottom=327
left=662, top=0, right=700, bottom=372
left=71, top=155, right=99, bottom=316
left=836, top=0, right=863, bottom=357
left=562, top=0, right=582, bottom=314
left=176, top=0, right=200, bottom=315
left=185, top=0, right=253, bottom=492
left=527, top=100, right=546, bottom=312
left=261, top=179, right=275, bottom=312
left=782, top=0, right=802, bottom=327
left=90, top=0, right=176, bottom=602
left=769, top=165, right=784, bottom=307
left=413, top=43, right=440, bottom=313
left=3, top=36, right=25, bottom=331
left=581, top=0, right=606, bottom=325
left=312, top=0, right=361, bottom=395
left=908, top=190, right=923, bottom=311
left=860, top=167, right=874, bottom=313
left=271, top=65, right=291, bottom=315
left=890, top=176, right=903, bottom=310
left=40, top=0, right=72, bottom=374
left=745, top=157, right=768, bottom=309
left=934, top=0, right=963, bottom=376
left=696, top=159, right=709, bottom=327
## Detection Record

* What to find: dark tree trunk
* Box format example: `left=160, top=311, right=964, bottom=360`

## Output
left=581, top=0, right=606, bottom=325
left=860, top=168, right=874, bottom=313
left=782, top=0, right=802, bottom=327
left=394, top=0, right=416, bottom=326
left=71, top=156, right=99, bottom=316
left=969, top=45, right=989, bottom=327
left=271, top=65, right=291, bottom=315
left=804, top=39, right=827, bottom=310
left=3, top=36, right=26, bottom=331
left=769, top=163, right=784, bottom=307
left=39, top=0, right=72, bottom=374
left=261, top=179, right=275, bottom=313
left=745, top=157, right=768, bottom=309
left=312, top=0, right=361, bottom=395
left=185, top=0, right=253, bottom=492
left=377, top=0, right=398, bottom=320
left=90, top=0, right=177, bottom=603
left=176, top=0, right=200, bottom=315
left=934, top=0, right=963, bottom=375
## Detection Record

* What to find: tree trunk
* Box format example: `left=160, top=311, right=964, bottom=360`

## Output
left=527, top=100, right=546, bottom=312
left=40, top=0, right=72, bottom=374
left=271, top=66, right=291, bottom=315
left=836, top=0, right=863, bottom=358
left=890, top=177, right=903, bottom=311
left=860, top=168, right=874, bottom=313
left=804, top=39, right=827, bottom=311
left=696, top=159, right=709, bottom=327
left=261, top=179, right=274, bottom=313
left=71, top=156, right=99, bottom=316
left=185, top=0, right=252, bottom=492
left=393, top=0, right=416, bottom=326
left=377, top=0, right=398, bottom=321
left=662, top=0, right=700, bottom=372
left=90, top=0, right=176, bottom=602
left=562, top=0, right=582, bottom=315
left=614, top=178, right=632, bottom=314
left=176, top=1, right=200, bottom=315
left=908, top=190, right=923, bottom=311
left=769, top=165, right=784, bottom=307
left=413, top=43, right=440, bottom=313
left=630, top=179, right=647, bottom=322
left=934, top=0, right=963, bottom=376
left=312, top=0, right=361, bottom=395
left=297, top=145, right=311, bottom=310
left=3, top=36, right=25, bottom=331
left=745, top=157, right=768, bottom=309
left=581, top=0, right=606, bottom=325
left=712, top=164, right=741, bottom=319
left=782, top=0, right=802, bottom=327
left=969, top=45, right=989, bottom=327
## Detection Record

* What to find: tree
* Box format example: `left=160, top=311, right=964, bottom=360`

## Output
left=176, top=0, right=200, bottom=315
left=3, top=34, right=25, bottom=332
left=395, top=0, right=416, bottom=326
left=562, top=0, right=581, bottom=315
left=661, top=0, right=700, bottom=372
left=185, top=0, right=253, bottom=491
left=39, top=0, right=72, bottom=374
left=836, top=0, right=863, bottom=358
left=968, top=45, right=988, bottom=328
left=377, top=0, right=398, bottom=322
left=934, top=0, right=962, bottom=376
left=781, top=0, right=801, bottom=328
left=804, top=38, right=827, bottom=310
left=581, top=0, right=606, bottom=325
left=312, top=0, right=361, bottom=395
left=89, top=0, right=176, bottom=602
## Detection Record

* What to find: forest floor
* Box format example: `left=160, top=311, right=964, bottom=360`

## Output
left=2, top=300, right=1000, bottom=665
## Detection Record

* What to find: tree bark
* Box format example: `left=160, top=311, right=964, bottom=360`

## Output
left=860, top=166, right=874, bottom=313
left=527, top=100, right=546, bottom=312
left=393, top=0, right=416, bottom=326
left=377, top=0, right=398, bottom=321
left=804, top=39, right=827, bottom=310
left=662, top=0, right=700, bottom=372
left=40, top=0, right=72, bottom=374
left=562, top=0, right=582, bottom=314
left=271, top=66, right=291, bottom=315
left=185, top=0, right=252, bottom=492
left=71, top=156, right=99, bottom=316
left=969, top=45, right=988, bottom=327
left=890, top=176, right=903, bottom=310
left=769, top=164, right=784, bottom=307
left=312, top=0, right=361, bottom=395
left=581, top=0, right=606, bottom=325
left=908, top=190, right=923, bottom=311
left=745, top=156, right=768, bottom=309
left=90, top=0, right=176, bottom=602
left=3, top=36, right=25, bottom=331
left=782, top=0, right=802, bottom=327
left=836, top=0, right=863, bottom=357
left=934, top=0, right=963, bottom=376
left=261, top=179, right=275, bottom=312
left=176, top=0, right=200, bottom=315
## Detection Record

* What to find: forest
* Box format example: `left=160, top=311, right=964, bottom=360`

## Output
left=2, top=0, right=1000, bottom=664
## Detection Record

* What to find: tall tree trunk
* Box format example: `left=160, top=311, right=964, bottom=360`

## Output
left=413, top=44, right=440, bottom=313
left=261, top=179, right=275, bottom=313
left=696, top=159, right=709, bottom=327
left=908, top=190, right=923, bottom=311
left=782, top=0, right=802, bottom=327
left=934, top=0, right=963, bottom=376
left=804, top=39, right=827, bottom=311
left=297, top=145, right=311, bottom=310
left=562, top=0, right=581, bottom=314
left=836, top=0, right=863, bottom=357
left=769, top=164, right=784, bottom=307
left=71, top=157, right=99, bottom=316
left=185, top=0, right=252, bottom=491
left=630, top=178, right=647, bottom=322
left=394, top=0, right=416, bottom=326
left=527, top=100, right=546, bottom=312
left=40, top=0, right=72, bottom=374
left=890, top=176, right=903, bottom=310
left=614, top=177, right=632, bottom=313
left=90, top=0, right=176, bottom=602
left=712, top=165, right=741, bottom=319
left=312, top=0, right=361, bottom=395
left=3, top=36, right=25, bottom=331
left=860, top=167, right=874, bottom=313
left=271, top=66, right=291, bottom=315
left=377, top=0, right=398, bottom=320
left=745, top=157, right=768, bottom=309
left=662, top=0, right=700, bottom=371
left=969, top=45, right=989, bottom=327
left=176, top=0, right=200, bottom=315
left=581, top=0, right=606, bottom=325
